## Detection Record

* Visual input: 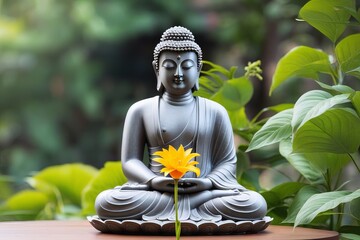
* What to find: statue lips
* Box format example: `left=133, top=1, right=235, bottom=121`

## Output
left=174, top=76, right=184, bottom=85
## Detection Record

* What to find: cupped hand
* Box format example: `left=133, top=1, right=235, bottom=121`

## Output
left=150, top=176, right=175, bottom=193
left=178, top=178, right=213, bottom=194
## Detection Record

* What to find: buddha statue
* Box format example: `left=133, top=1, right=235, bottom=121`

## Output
left=94, top=26, right=268, bottom=232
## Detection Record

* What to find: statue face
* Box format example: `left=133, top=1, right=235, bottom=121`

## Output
left=156, top=51, right=200, bottom=95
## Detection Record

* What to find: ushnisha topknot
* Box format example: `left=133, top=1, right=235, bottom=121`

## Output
left=153, top=26, right=202, bottom=71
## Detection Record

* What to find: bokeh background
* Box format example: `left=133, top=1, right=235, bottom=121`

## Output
left=1, top=0, right=357, bottom=199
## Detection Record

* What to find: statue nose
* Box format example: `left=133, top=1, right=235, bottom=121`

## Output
left=174, top=65, right=183, bottom=78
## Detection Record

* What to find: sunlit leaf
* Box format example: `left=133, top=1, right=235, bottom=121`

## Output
left=352, top=91, right=360, bottom=116
left=227, top=107, right=249, bottom=130
left=283, top=185, right=321, bottom=223
left=340, top=233, right=360, bottom=240
left=299, top=0, right=353, bottom=42
left=32, top=163, right=98, bottom=206
left=2, top=190, right=49, bottom=220
left=210, top=77, right=253, bottom=111
left=247, top=109, right=293, bottom=152
left=292, top=90, right=332, bottom=131
left=317, top=81, right=355, bottom=94
left=293, top=108, right=360, bottom=154
left=270, top=46, right=332, bottom=95
left=82, top=161, right=127, bottom=215
left=295, top=189, right=360, bottom=227
left=335, top=34, right=360, bottom=75
left=292, top=90, right=350, bottom=131
left=279, top=140, right=324, bottom=184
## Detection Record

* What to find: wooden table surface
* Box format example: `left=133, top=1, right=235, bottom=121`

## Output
left=0, top=220, right=339, bottom=240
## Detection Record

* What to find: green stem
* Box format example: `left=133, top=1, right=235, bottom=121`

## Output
left=174, top=179, right=181, bottom=240
left=348, top=153, right=360, bottom=173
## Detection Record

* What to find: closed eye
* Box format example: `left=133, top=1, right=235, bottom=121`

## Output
left=181, top=60, right=195, bottom=70
left=162, top=59, right=176, bottom=69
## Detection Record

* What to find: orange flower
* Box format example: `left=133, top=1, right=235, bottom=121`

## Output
left=152, top=145, right=200, bottom=179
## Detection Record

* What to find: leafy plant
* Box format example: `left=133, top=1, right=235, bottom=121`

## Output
left=0, top=162, right=126, bottom=221
left=247, top=0, right=360, bottom=237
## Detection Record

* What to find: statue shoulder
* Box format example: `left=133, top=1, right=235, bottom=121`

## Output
left=197, top=96, right=228, bottom=116
left=125, top=96, right=158, bottom=118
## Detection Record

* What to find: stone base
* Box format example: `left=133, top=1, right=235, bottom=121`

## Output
left=87, top=215, right=272, bottom=235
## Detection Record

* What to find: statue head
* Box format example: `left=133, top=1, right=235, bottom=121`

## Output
left=153, top=26, right=202, bottom=94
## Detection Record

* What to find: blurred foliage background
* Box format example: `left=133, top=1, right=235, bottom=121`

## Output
left=1, top=0, right=358, bottom=205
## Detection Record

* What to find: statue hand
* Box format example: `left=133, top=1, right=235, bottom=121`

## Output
left=178, top=178, right=213, bottom=194
left=150, top=176, right=175, bottom=193
left=210, top=189, right=239, bottom=198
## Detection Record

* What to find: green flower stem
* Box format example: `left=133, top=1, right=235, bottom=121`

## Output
left=174, top=179, right=181, bottom=240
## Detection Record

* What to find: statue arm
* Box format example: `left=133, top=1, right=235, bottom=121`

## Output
left=205, top=103, right=244, bottom=190
left=121, top=102, right=157, bottom=184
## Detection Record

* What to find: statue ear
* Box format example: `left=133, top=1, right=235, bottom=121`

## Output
left=192, top=62, right=203, bottom=92
left=153, top=61, right=164, bottom=94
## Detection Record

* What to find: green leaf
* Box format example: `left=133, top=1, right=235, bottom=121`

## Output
left=283, top=185, right=321, bottom=223
left=247, top=109, right=293, bottom=152
left=32, top=163, right=98, bottom=206
left=299, top=0, right=354, bottom=42
left=6, top=190, right=48, bottom=212
left=350, top=197, right=360, bottom=220
left=227, top=107, right=249, bottom=130
left=293, top=108, right=360, bottom=154
left=341, top=233, right=360, bottom=240
left=81, top=161, right=127, bottom=215
left=262, top=182, right=307, bottom=209
left=295, top=189, right=360, bottom=227
left=292, top=90, right=332, bottom=131
left=292, top=90, right=350, bottom=131
left=335, top=34, right=360, bottom=75
left=279, top=140, right=324, bottom=184
left=270, top=46, right=332, bottom=95
left=202, top=60, right=233, bottom=79
left=210, top=77, right=253, bottom=111
left=351, top=91, right=360, bottom=116
left=317, top=81, right=355, bottom=94
left=2, top=190, right=49, bottom=220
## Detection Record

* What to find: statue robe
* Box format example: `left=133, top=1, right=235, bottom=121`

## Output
left=95, top=96, right=266, bottom=221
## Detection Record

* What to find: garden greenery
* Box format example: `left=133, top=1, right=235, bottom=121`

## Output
left=0, top=0, right=359, bottom=238
left=247, top=0, right=360, bottom=237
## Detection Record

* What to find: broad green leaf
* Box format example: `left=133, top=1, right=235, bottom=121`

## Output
left=32, top=163, right=98, bottom=206
left=211, top=77, right=253, bottom=111
left=6, top=190, right=48, bottom=212
left=292, top=90, right=332, bottom=131
left=251, top=103, right=294, bottom=124
left=308, top=153, right=351, bottom=177
left=299, top=0, right=353, bottom=42
left=270, top=46, right=332, bottom=95
left=350, top=197, right=360, bottom=220
left=341, top=233, right=360, bottom=240
left=335, top=34, right=360, bottom=75
left=262, top=182, right=307, bottom=209
left=279, top=140, right=324, bottom=184
left=81, top=161, right=127, bottom=215
left=283, top=185, right=321, bottom=223
left=351, top=91, right=360, bottom=116
left=293, top=108, right=360, bottom=154
left=227, top=107, right=249, bottom=130
left=295, top=189, right=360, bottom=227
left=247, top=109, right=293, bottom=152
left=317, top=81, right=355, bottom=94
left=2, top=190, right=49, bottom=220
left=296, top=92, right=350, bottom=130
